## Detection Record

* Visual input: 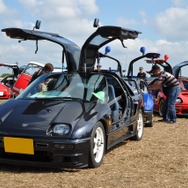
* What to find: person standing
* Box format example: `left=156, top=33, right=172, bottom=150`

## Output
left=148, top=65, right=180, bottom=124
left=137, top=67, right=146, bottom=79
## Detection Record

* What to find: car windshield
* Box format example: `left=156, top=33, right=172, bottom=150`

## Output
left=18, top=72, right=108, bottom=103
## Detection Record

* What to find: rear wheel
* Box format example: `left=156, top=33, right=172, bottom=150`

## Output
left=159, top=99, right=165, bottom=117
left=133, top=110, right=144, bottom=141
left=89, top=122, right=106, bottom=168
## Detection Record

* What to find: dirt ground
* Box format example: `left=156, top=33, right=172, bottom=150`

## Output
left=0, top=113, right=187, bottom=188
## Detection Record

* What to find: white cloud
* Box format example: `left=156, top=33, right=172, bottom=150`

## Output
left=18, top=0, right=98, bottom=19
left=1, top=0, right=188, bottom=73
left=155, top=7, right=188, bottom=41
left=116, top=11, right=148, bottom=27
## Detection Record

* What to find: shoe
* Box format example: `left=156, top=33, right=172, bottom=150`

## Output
left=165, top=121, right=174, bottom=124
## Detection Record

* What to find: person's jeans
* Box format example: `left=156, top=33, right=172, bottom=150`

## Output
left=165, top=86, right=181, bottom=123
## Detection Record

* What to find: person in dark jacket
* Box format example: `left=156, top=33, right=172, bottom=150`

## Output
left=148, top=65, right=180, bottom=124
left=29, top=63, right=54, bottom=84
left=137, top=67, right=146, bottom=79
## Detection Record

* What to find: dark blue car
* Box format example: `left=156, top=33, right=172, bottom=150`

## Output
left=0, top=22, right=144, bottom=168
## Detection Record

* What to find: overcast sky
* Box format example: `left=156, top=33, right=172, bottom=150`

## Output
left=0, top=0, right=188, bottom=73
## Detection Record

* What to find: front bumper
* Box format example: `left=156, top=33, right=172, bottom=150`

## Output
left=0, top=136, right=91, bottom=169
left=175, top=104, right=188, bottom=116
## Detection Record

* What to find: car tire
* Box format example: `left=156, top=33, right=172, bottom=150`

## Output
left=133, top=110, right=144, bottom=141
left=145, top=114, right=154, bottom=127
left=147, top=121, right=153, bottom=127
left=89, top=122, right=106, bottom=168
left=159, top=99, right=165, bottom=117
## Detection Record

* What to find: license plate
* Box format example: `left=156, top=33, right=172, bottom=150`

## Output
left=4, top=137, right=34, bottom=155
left=0, top=92, right=4, bottom=96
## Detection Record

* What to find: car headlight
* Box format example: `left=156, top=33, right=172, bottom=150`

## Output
left=176, top=98, right=182, bottom=103
left=52, top=124, right=70, bottom=135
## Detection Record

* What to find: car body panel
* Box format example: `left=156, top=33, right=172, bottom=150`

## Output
left=0, top=71, right=142, bottom=168
left=0, top=83, right=11, bottom=99
left=2, top=28, right=80, bottom=73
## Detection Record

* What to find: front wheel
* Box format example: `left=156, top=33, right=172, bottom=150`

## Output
left=133, top=110, right=144, bottom=141
left=89, top=122, right=106, bottom=168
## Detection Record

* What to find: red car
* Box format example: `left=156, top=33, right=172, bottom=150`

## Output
left=148, top=59, right=188, bottom=116
left=0, top=63, right=19, bottom=99
left=12, top=61, right=44, bottom=95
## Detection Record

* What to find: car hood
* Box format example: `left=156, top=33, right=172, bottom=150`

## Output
left=0, top=99, right=97, bottom=136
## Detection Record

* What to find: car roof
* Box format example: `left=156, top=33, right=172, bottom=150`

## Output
left=79, top=26, right=141, bottom=73
left=0, top=63, right=19, bottom=76
left=1, top=27, right=81, bottom=72
left=27, top=61, right=44, bottom=67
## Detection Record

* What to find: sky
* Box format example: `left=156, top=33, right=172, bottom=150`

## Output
left=0, top=0, right=188, bottom=74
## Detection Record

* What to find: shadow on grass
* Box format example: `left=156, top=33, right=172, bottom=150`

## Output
left=0, top=163, right=81, bottom=173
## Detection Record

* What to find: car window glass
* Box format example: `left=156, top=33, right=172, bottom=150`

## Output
left=178, top=65, right=188, bottom=90
left=178, top=66, right=188, bottom=79
left=86, top=74, right=107, bottom=103
left=18, top=73, right=108, bottom=103
left=23, top=63, right=43, bottom=76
